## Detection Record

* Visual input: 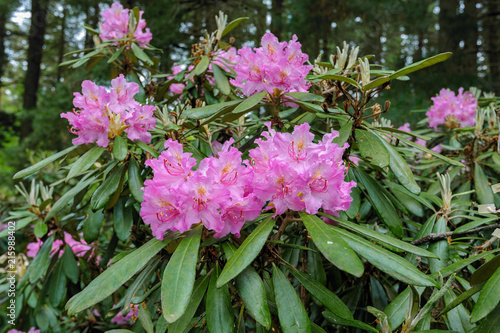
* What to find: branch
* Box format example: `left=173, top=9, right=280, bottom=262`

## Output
left=411, top=223, right=500, bottom=246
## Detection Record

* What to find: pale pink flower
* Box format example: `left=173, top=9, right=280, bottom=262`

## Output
left=111, top=304, right=138, bottom=325
left=427, top=88, right=477, bottom=129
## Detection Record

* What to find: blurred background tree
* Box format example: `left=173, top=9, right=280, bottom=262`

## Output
left=0, top=0, right=498, bottom=196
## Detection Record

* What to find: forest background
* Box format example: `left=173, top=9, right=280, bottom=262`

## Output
left=0, top=0, right=499, bottom=198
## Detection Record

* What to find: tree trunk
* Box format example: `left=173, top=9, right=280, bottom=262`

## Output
left=56, top=5, right=66, bottom=82
left=21, top=0, right=49, bottom=140
left=463, top=0, right=478, bottom=79
left=271, top=0, right=283, bottom=39
left=485, top=0, right=500, bottom=94
left=438, top=0, right=460, bottom=74
left=84, top=2, right=99, bottom=50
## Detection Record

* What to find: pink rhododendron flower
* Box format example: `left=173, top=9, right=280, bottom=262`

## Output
left=61, top=74, right=156, bottom=147
left=231, top=33, right=313, bottom=96
left=426, top=88, right=477, bottom=129
left=27, top=232, right=93, bottom=259
left=213, top=47, right=240, bottom=73
left=111, top=304, right=138, bottom=325
left=99, top=2, right=152, bottom=46
left=8, top=328, right=40, bottom=333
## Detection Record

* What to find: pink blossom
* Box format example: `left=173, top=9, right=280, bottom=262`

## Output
left=99, top=2, right=152, bottom=46
left=111, top=304, right=138, bottom=325
left=213, top=47, right=240, bottom=73
left=231, top=33, right=313, bottom=96
left=167, top=65, right=186, bottom=95
left=8, top=328, right=40, bottom=333
left=27, top=232, right=93, bottom=259
left=61, top=75, right=156, bottom=147
left=427, top=88, right=477, bottom=129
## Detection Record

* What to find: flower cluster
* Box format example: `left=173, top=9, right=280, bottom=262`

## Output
left=426, top=88, right=477, bottom=129
left=61, top=75, right=156, bottom=147
left=27, top=232, right=93, bottom=259
left=167, top=47, right=240, bottom=95
left=8, top=328, right=40, bottom=333
left=231, top=33, right=313, bottom=96
left=99, top=2, right=152, bottom=46
left=140, top=123, right=355, bottom=240
left=248, top=123, right=356, bottom=216
left=140, top=139, right=262, bottom=239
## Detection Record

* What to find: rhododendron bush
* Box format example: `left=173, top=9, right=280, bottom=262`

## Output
left=5, top=3, right=500, bottom=333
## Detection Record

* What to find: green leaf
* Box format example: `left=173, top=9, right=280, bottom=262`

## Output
left=308, top=73, right=361, bottom=89
left=355, top=129, right=390, bottom=168
left=29, top=234, right=55, bottom=283
left=389, top=52, right=452, bottom=80
left=107, top=45, right=126, bottom=63
left=131, top=43, right=153, bottom=65
left=291, top=99, right=324, bottom=113
left=113, top=198, right=133, bottom=241
left=168, top=274, right=210, bottom=333
left=182, top=100, right=241, bottom=120
left=91, top=164, right=126, bottom=211
left=392, top=188, right=424, bottom=217
left=354, top=170, right=403, bottom=237
left=284, top=92, right=325, bottom=103
left=474, top=162, right=495, bottom=204
left=14, top=145, right=78, bottom=179
left=48, top=259, right=67, bottom=307
left=217, top=216, right=274, bottom=287
left=322, top=311, right=377, bottom=333
left=288, top=268, right=352, bottom=320
left=431, top=249, right=500, bottom=279
left=300, top=212, right=364, bottom=277
left=62, top=245, right=79, bottom=284
left=443, top=289, right=474, bottom=332
left=362, top=76, right=390, bottom=91
left=223, top=242, right=271, bottom=328
left=138, top=306, right=155, bottom=333
left=83, top=209, right=104, bottom=243
left=222, top=17, right=249, bottom=37
left=113, top=136, right=127, bottom=161
left=383, top=287, right=411, bottom=329
left=320, top=213, right=438, bottom=258
left=34, top=221, right=48, bottom=238
left=128, top=156, right=144, bottom=202
left=332, top=120, right=353, bottom=146
left=380, top=138, right=421, bottom=194
left=67, top=146, right=105, bottom=179
left=194, top=56, right=210, bottom=75
left=471, top=266, right=500, bottom=322
left=206, top=264, right=234, bottom=333
left=162, top=227, right=202, bottom=323
left=232, top=91, right=267, bottom=114
left=272, top=264, right=311, bottom=333
left=66, top=238, right=169, bottom=314
left=439, top=282, right=485, bottom=315
left=212, top=63, right=231, bottom=95
left=334, top=226, right=437, bottom=286
left=475, top=303, right=500, bottom=332
left=428, top=217, right=448, bottom=273
left=471, top=254, right=500, bottom=286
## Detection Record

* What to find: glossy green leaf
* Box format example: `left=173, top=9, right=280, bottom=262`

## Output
left=194, top=55, right=210, bottom=75
left=162, top=227, right=202, bottom=323
left=135, top=140, right=158, bottom=157
left=206, top=264, right=234, bottom=333
left=223, top=242, right=271, bottom=328
left=66, top=238, right=169, bottom=314
left=428, top=217, right=448, bottom=273
left=113, top=136, right=127, bottom=161
left=67, top=146, right=105, bottom=179
left=217, top=216, right=274, bottom=287
left=389, top=52, right=452, bottom=80
left=48, top=259, right=66, bottom=307
left=354, top=169, right=403, bottom=237
left=392, top=188, right=424, bottom=217
left=306, top=242, right=326, bottom=286
left=332, top=120, right=353, bottom=146
left=91, top=164, right=125, bottom=211
left=309, top=73, right=361, bottom=88
left=431, top=249, right=500, bottom=279
left=334, top=227, right=437, bottom=286
left=34, top=221, right=48, bottom=238
left=62, top=245, right=79, bottom=284
left=83, top=208, right=104, bottom=243
left=288, top=268, right=352, bottom=320
left=182, top=100, right=241, bottom=120
left=474, top=162, right=495, bottom=204
left=212, top=63, right=231, bottom=95
left=113, top=198, right=133, bottom=241
left=383, top=287, right=411, bottom=330
left=138, top=306, right=154, bottom=333
left=471, top=254, right=500, bottom=286
left=14, top=145, right=77, bottom=179
left=284, top=92, right=325, bottom=103
left=381, top=138, right=421, bottom=194
left=444, top=290, right=474, bottom=332
left=471, top=266, right=500, bottom=322
left=107, top=45, right=126, bottom=63
left=222, top=17, right=249, bottom=36
left=322, top=311, right=377, bottom=332
left=29, top=234, right=55, bottom=283
left=291, top=99, right=324, bottom=113
left=131, top=43, right=153, bottom=65
left=475, top=303, right=500, bottom=332
left=320, top=213, right=438, bottom=258
left=355, top=129, right=390, bottom=168
left=439, top=282, right=485, bottom=315
left=272, top=264, right=311, bottom=333
left=300, top=212, right=363, bottom=277
left=232, top=91, right=266, bottom=114
left=168, top=274, right=210, bottom=333
left=128, top=156, right=144, bottom=202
